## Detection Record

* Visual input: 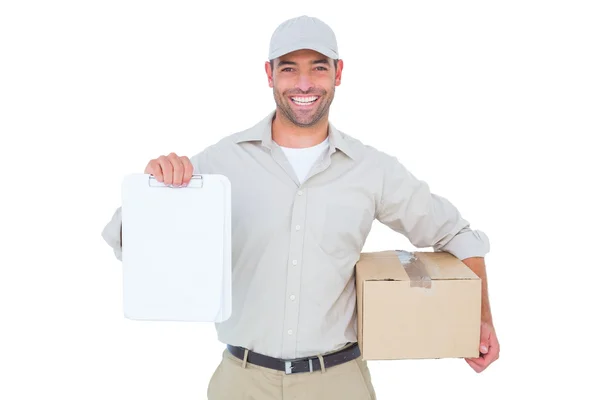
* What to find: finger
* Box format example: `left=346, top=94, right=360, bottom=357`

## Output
left=466, top=358, right=483, bottom=371
left=147, top=160, right=164, bottom=182
left=181, top=156, right=193, bottom=185
left=466, top=355, right=486, bottom=368
left=467, top=354, right=492, bottom=372
left=466, top=346, right=493, bottom=366
left=144, top=160, right=153, bottom=175
left=483, top=330, right=499, bottom=361
left=158, top=155, right=173, bottom=185
left=168, top=153, right=184, bottom=186
left=465, top=358, right=484, bottom=373
left=480, top=325, right=491, bottom=354
left=470, top=346, right=497, bottom=370
left=490, top=329, right=500, bottom=352
left=487, top=341, right=500, bottom=362
left=480, top=342, right=489, bottom=354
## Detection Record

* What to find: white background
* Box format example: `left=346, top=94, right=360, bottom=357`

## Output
left=1, top=0, right=598, bottom=399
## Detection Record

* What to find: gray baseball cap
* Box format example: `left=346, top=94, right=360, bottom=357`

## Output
left=268, top=15, right=339, bottom=61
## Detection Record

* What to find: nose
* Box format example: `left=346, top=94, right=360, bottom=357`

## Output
left=294, top=74, right=314, bottom=92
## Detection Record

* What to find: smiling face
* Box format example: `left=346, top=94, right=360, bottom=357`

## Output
left=265, top=49, right=343, bottom=128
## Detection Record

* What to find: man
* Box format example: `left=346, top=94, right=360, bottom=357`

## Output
left=102, top=15, right=499, bottom=400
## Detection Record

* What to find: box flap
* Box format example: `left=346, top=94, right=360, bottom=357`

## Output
left=356, top=250, right=479, bottom=281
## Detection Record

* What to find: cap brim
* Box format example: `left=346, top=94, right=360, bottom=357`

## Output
left=269, top=42, right=338, bottom=60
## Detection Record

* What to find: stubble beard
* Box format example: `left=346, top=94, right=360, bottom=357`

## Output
left=274, top=87, right=335, bottom=128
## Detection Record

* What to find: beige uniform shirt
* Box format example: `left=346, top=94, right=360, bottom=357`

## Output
left=102, top=110, right=490, bottom=360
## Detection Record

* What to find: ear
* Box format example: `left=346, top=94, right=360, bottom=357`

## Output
left=334, top=59, right=344, bottom=86
left=265, top=61, right=274, bottom=88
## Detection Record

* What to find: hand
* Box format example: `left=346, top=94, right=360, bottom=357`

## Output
left=144, top=152, right=193, bottom=187
left=465, top=320, right=499, bottom=373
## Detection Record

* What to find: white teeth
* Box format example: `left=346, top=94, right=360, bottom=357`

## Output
left=291, top=96, right=318, bottom=104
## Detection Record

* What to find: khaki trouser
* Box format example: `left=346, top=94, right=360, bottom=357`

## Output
left=207, top=346, right=377, bottom=399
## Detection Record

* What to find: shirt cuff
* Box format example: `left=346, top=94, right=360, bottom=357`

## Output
left=438, top=228, right=490, bottom=260
left=101, top=207, right=123, bottom=261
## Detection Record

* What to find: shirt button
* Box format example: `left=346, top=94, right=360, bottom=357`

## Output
left=288, top=329, right=293, bottom=335
left=292, top=260, right=298, bottom=266
left=297, top=190, right=304, bottom=196
left=290, top=295, right=296, bottom=301
left=295, top=225, right=301, bottom=231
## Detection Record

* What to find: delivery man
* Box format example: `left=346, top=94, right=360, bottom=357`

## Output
left=102, top=15, right=500, bottom=400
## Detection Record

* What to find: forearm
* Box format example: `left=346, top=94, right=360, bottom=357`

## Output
left=462, top=257, right=492, bottom=325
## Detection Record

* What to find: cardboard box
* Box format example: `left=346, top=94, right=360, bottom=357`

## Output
left=355, top=250, right=481, bottom=360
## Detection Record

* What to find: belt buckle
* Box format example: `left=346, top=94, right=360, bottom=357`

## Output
left=284, top=360, right=293, bottom=375
left=284, top=358, right=314, bottom=374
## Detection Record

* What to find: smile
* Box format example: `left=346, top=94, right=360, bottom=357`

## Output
left=290, top=96, right=319, bottom=106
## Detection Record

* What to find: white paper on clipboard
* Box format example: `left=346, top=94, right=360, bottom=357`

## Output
left=121, top=173, right=231, bottom=323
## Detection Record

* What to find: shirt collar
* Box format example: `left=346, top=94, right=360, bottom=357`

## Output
left=233, top=110, right=358, bottom=160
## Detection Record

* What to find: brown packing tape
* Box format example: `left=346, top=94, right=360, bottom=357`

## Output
left=395, top=250, right=432, bottom=288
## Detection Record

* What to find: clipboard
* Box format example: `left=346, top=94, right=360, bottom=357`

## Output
left=121, top=173, right=231, bottom=323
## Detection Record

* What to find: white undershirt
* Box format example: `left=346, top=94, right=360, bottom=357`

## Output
left=279, top=137, right=330, bottom=184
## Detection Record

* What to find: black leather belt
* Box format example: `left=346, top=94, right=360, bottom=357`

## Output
left=226, top=342, right=361, bottom=374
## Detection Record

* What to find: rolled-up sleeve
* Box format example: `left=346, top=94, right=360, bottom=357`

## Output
left=375, top=154, right=490, bottom=260
left=101, top=206, right=123, bottom=261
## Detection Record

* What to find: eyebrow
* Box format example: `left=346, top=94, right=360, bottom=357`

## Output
left=277, top=59, right=330, bottom=68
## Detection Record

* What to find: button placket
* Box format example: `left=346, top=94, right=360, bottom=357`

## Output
left=282, top=187, right=307, bottom=357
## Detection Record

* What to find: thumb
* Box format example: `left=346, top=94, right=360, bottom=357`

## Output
left=480, top=342, right=489, bottom=354
left=480, top=324, right=491, bottom=354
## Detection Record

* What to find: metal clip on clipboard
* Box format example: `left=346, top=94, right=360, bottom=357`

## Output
left=147, top=174, right=204, bottom=188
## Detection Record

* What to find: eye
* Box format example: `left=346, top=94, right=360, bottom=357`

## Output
left=281, top=67, right=293, bottom=72
left=316, top=66, right=328, bottom=71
